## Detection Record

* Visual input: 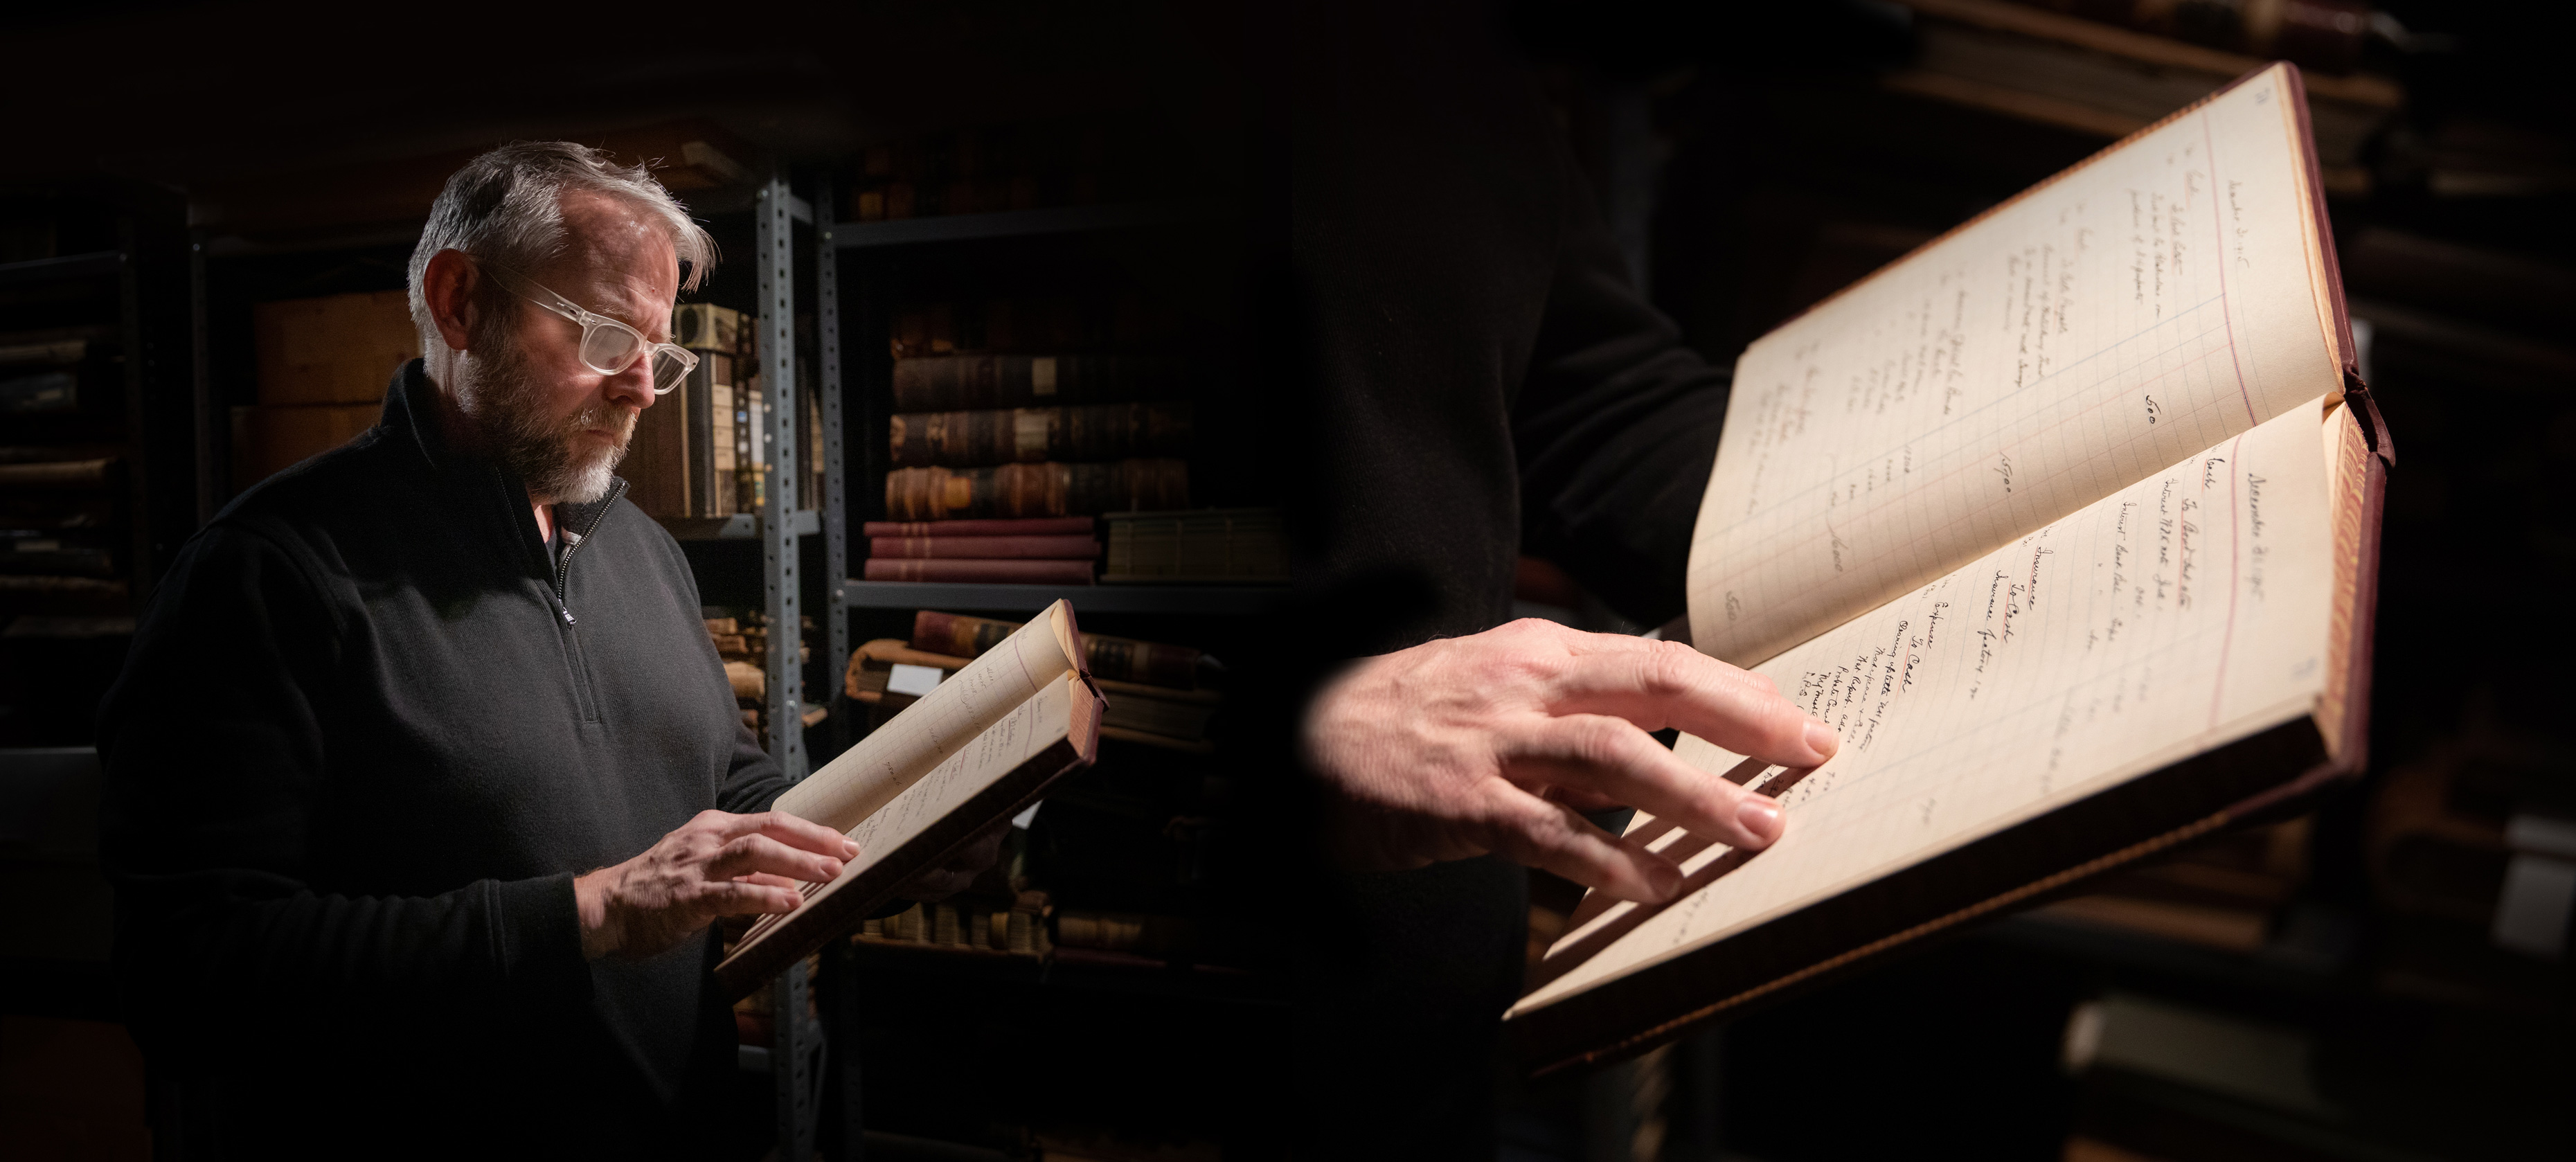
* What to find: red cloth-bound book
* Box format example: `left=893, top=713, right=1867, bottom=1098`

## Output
left=868, top=535, right=1101, bottom=560
left=860, top=517, right=1095, bottom=538
left=861, top=558, right=1096, bottom=584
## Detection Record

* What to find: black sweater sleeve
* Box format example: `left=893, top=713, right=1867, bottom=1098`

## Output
left=716, top=717, right=791, bottom=814
left=97, top=526, right=590, bottom=1040
left=1514, top=172, right=1733, bottom=628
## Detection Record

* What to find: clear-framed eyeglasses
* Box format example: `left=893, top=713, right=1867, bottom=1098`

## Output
left=480, top=260, right=699, bottom=395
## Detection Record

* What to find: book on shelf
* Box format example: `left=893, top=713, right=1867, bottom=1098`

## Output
left=713, top=601, right=1103, bottom=996
left=860, top=558, right=1096, bottom=585
left=859, top=896, right=1053, bottom=958
left=2000, top=0, right=2372, bottom=75
left=0, top=370, right=78, bottom=413
left=846, top=637, right=1219, bottom=751
left=863, top=517, right=1096, bottom=538
left=891, top=402, right=1193, bottom=468
left=1882, top=0, right=2398, bottom=188
left=885, top=459, right=1188, bottom=522
left=1102, top=508, right=1286, bottom=584
left=627, top=321, right=742, bottom=519
left=890, top=295, right=1183, bottom=359
left=913, top=610, right=1217, bottom=691
left=891, top=353, right=1183, bottom=412
left=867, top=534, right=1101, bottom=560
left=1505, top=64, right=2388, bottom=1075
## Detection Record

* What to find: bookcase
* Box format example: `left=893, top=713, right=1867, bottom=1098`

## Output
left=776, top=137, right=1284, bottom=1155
left=0, top=181, right=193, bottom=751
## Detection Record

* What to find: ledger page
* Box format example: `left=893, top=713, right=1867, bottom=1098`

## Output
left=775, top=601, right=1077, bottom=833
left=736, top=676, right=1074, bottom=950
left=1517, top=398, right=2338, bottom=1016
left=1689, top=63, right=2343, bottom=668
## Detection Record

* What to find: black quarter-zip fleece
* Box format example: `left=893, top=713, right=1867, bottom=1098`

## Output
left=97, top=360, right=789, bottom=1157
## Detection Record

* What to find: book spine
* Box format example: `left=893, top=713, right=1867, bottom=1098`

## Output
left=1085, top=638, right=1201, bottom=690
left=888, top=402, right=1194, bottom=468
left=912, top=611, right=1019, bottom=658
left=883, top=460, right=1188, bottom=521
left=861, top=517, right=1095, bottom=538
left=867, top=535, right=1101, bottom=560
left=888, top=355, right=1181, bottom=411
left=861, top=558, right=1097, bottom=584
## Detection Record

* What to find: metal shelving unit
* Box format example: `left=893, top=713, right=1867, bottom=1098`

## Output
left=758, top=181, right=1258, bottom=1160
left=843, top=580, right=1289, bottom=616
left=746, top=172, right=836, bottom=1162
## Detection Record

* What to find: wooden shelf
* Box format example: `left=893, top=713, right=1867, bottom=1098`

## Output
left=828, top=200, right=1226, bottom=249
left=0, top=250, right=123, bottom=289
left=842, top=580, right=1289, bottom=616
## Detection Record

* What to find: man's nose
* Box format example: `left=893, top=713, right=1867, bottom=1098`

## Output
left=603, top=355, right=657, bottom=409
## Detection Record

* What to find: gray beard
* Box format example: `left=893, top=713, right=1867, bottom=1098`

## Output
left=456, top=342, right=635, bottom=505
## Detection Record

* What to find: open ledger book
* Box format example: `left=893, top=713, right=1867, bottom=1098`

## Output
left=1505, top=63, right=2390, bottom=1074
left=714, top=600, right=1103, bottom=998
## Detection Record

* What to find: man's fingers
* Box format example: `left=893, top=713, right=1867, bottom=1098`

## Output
left=1548, top=634, right=1836, bottom=768
left=1499, top=714, right=1785, bottom=851
left=694, top=879, right=804, bottom=916
left=706, top=832, right=846, bottom=884
left=1474, top=783, right=1685, bottom=904
left=707, top=810, right=860, bottom=860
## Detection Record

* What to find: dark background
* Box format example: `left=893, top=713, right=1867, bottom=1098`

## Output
left=2, top=1, right=2570, bottom=1159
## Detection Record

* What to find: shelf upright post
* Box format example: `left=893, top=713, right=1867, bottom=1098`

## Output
left=114, top=219, right=154, bottom=603
left=813, top=172, right=851, bottom=752
left=189, top=231, right=218, bottom=526
left=755, top=175, right=806, bottom=781
left=757, top=172, right=822, bottom=1162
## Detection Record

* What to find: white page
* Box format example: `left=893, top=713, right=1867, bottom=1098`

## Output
left=773, top=602, right=1075, bottom=833
left=1517, top=400, right=2337, bottom=1015
left=1689, top=64, right=2343, bottom=668
left=737, top=677, right=1073, bottom=950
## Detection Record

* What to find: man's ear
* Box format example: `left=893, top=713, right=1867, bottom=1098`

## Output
left=420, top=249, right=483, bottom=353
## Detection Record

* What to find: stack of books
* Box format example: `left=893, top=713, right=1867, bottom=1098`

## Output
left=703, top=610, right=822, bottom=741
left=843, top=610, right=1222, bottom=752
left=859, top=515, right=1102, bottom=585
left=864, top=289, right=1201, bottom=585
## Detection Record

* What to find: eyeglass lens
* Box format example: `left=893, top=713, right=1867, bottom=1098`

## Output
left=579, top=324, right=644, bottom=376
left=650, top=350, right=692, bottom=393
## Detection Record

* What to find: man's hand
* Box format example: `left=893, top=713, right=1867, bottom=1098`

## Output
left=1302, top=618, right=1837, bottom=904
left=574, top=810, right=858, bottom=960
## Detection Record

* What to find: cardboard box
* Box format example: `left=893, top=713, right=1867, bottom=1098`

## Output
left=253, top=290, right=421, bottom=406
left=673, top=303, right=740, bottom=354
left=231, top=402, right=382, bottom=491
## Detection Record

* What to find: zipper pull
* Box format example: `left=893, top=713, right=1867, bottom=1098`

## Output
left=560, top=606, right=577, bottom=626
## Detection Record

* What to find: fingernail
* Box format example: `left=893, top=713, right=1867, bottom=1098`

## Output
left=1648, top=863, right=1683, bottom=901
left=1736, top=796, right=1784, bottom=845
left=843, top=839, right=861, bottom=858
left=1804, top=718, right=1840, bottom=760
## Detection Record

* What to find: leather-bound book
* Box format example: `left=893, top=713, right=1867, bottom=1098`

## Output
left=715, top=602, right=1100, bottom=997
left=913, top=609, right=1212, bottom=690
left=859, top=559, right=1095, bottom=585
left=1508, top=64, right=2390, bottom=1080
left=867, top=535, right=1101, bottom=560
left=884, top=460, right=1188, bottom=521
left=861, top=517, right=1095, bottom=538
left=889, top=354, right=1183, bottom=411
left=889, top=402, right=1193, bottom=467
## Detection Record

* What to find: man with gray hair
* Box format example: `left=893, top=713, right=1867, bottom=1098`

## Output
left=98, top=142, right=855, bottom=1156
